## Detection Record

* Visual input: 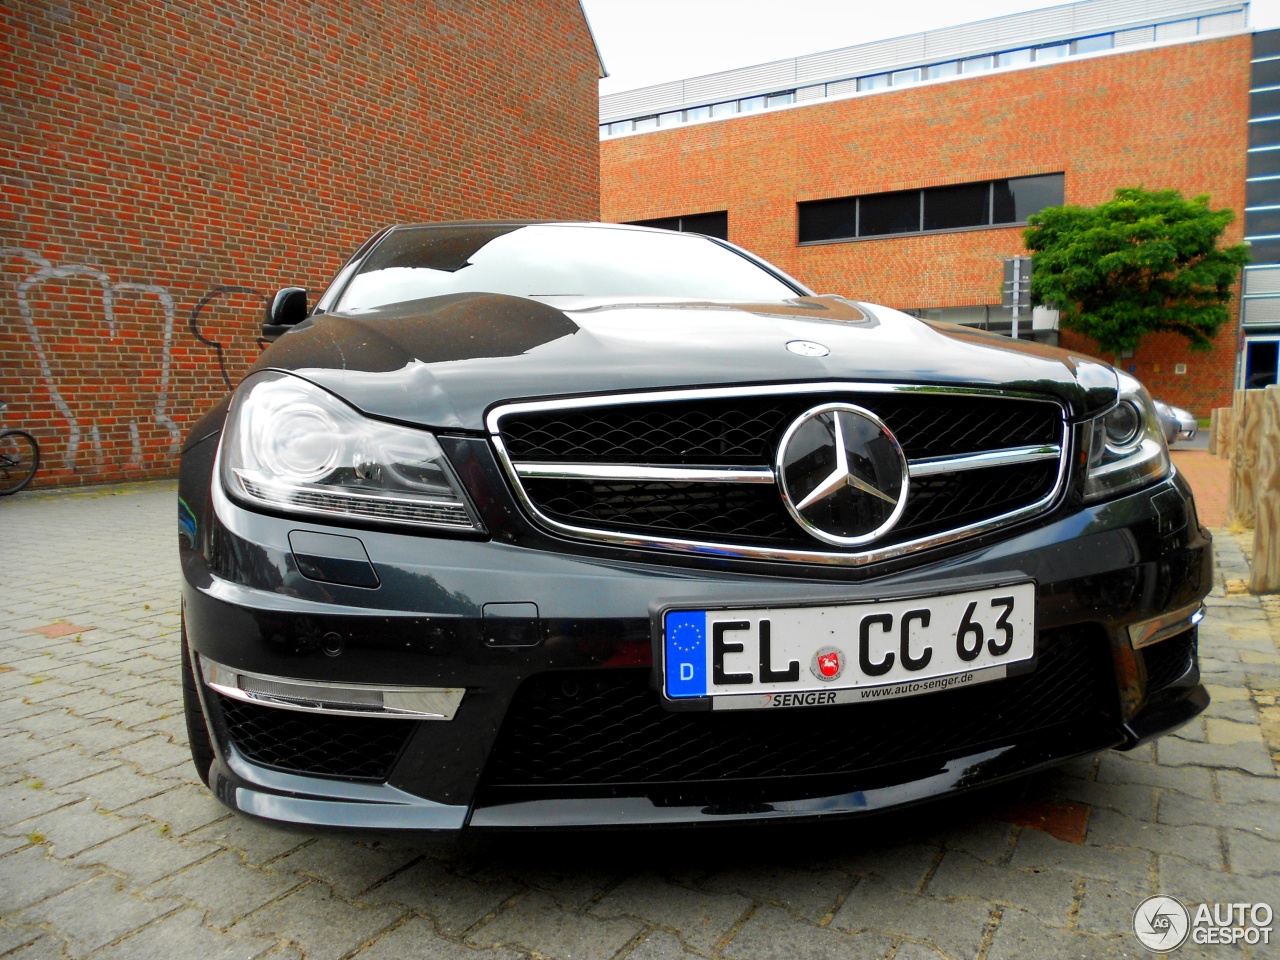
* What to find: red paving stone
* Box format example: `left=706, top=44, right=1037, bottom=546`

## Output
left=1171, top=449, right=1229, bottom=528
left=992, top=799, right=1092, bottom=844
left=24, top=622, right=95, bottom=639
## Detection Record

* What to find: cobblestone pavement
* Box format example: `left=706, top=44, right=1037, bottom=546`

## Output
left=1, top=482, right=1277, bottom=960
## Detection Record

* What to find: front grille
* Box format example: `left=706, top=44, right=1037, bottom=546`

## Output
left=480, top=628, right=1114, bottom=792
left=500, top=393, right=1060, bottom=464
left=493, top=386, right=1067, bottom=560
left=216, top=695, right=416, bottom=781
left=1143, top=628, right=1197, bottom=694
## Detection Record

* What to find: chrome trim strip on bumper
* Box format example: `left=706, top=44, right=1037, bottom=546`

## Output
left=488, top=382, right=1071, bottom=567
left=513, top=463, right=777, bottom=483
left=199, top=655, right=464, bottom=720
left=1128, top=602, right=1206, bottom=650
left=907, top=444, right=1062, bottom=478
left=512, top=444, right=1063, bottom=485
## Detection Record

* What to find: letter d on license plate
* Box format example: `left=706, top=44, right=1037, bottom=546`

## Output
left=662, top=581, right=1036, bottom=709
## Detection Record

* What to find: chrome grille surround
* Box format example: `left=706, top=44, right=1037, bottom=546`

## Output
left=487, top=383, right=1071, bottom=566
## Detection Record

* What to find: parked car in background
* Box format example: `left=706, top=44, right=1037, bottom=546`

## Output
left=1154, top=400, right=1197, bottom=444
left=178, top=222, right=1211, bottom=831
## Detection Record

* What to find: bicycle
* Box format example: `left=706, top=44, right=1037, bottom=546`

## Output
left=0, top=403, right=40, bottom=495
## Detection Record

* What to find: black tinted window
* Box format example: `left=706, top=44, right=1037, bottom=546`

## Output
left=992, top=174, right=1064, bottom=224
left=924, top=183, right=990, bottom=231
left=859, top=191, right=920, bottom=237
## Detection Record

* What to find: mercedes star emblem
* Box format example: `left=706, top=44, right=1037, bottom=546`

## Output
left=775, top=402, right=909, bottom=546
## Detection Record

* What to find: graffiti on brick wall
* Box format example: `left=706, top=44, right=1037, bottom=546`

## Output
left=3, top=247, right=181, bottom=471
left=188, top=285, right=270, bottom=390
left=2, top=248, right=274, bottom=474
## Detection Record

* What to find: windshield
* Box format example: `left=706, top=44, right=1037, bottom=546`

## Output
left=333, top=223, right=804, bottom=311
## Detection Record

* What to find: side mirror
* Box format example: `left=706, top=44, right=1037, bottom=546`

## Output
left=262, top=287, right=308, bottom=341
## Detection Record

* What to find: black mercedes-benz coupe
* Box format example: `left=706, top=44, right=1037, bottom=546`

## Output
left=178, top=221, right=1210, bottom=830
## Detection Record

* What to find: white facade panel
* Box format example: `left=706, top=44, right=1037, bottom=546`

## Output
left=1245, top=265, right=1280, bottom=296
left=599, top=0, right=1249, bottom=123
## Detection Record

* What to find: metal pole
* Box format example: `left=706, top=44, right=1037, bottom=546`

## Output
left=1011, top=257, right=1020, bottom=341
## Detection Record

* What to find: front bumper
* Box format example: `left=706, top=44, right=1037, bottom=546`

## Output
left=180, top=436, right=1211, bottom=830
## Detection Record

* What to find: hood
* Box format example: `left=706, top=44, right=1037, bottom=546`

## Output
left=252, top=292, right=1118, bottom=431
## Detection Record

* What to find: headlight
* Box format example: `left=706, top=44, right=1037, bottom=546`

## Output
left=1084, top=372, right=1171, bottom=502
left=220, top=371, right=482, bottom=531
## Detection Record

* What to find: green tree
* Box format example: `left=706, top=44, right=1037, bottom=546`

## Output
left=1022, top=187, right=1250, bottom=353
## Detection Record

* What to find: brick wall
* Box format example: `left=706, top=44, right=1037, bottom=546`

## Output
left=602, top=35, right=1250, bottom=415
left=1, top=0, right=600, bottom=487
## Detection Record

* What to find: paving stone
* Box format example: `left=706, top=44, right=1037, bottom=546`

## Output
left=1218, top=769, right=1280, bottom=804
left=0, top=778, right=79, bottom=823
left=1075, top=876, right=1158, bottom=936
left=1156, top=737, right=1275, bottom=777
left=1156, top=855, right=1280, bottom=911
left=722, top=903, right=893, bottom=960
left=0, top=845, right=100, bottom=913
left=69, top=823, right=216, bottom=887
left=357, top=857, right=521, bottom=936
left=91, top=906, right=276, bottom=960
left=12, top=873, right=179, bottom=958
left=51, top=720, right=151, bottom=756
left=188, top=815, right=312, bottom=866
left=836, top=842, right=941, bottom=892
left=1094, top=752, right=1216, bottom=799
left=351, top=917, right=525, bottom=960
left=273, top=838, right=418, bottom=900
left=890, top=943, right=949, bottom=960
left=231, top=883, right=404, bottom=960
left=926, top=850, right=1077, bottom=923
left=0, top=935, right=71, bottom=960
left=469, top=891, right=643, bottom=960
left=0, top=922, right=46, bottom=956
left=50, top=764, right=167, bottom=812
left=1172, top=717, right=1208, bottom=743
left=986, top=907, right=1135, bottom=960
left=700, top=864, right=852, bottom=924
left=1008, top=824, right=1153, bottom=888
left=1224, top=828, right=1280, bottom=877
left=6, top=747, right=123, bottom=791
left=1083, top=808, right=1224, bottom=871
left=1, top=799, right=143, bottom=859
left=107, top=735, right=195, bottom=776
left=832, top=875, right=992, bottom=958
left=1158, top=792, right=1280, bottom=841
left=117, top=783, right=229, bottom=837
left=591, top=875, right=751, bottom=954
left=145, top=850, right=303, bottom=928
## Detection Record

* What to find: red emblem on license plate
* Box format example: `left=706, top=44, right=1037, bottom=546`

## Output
left=810, top=646, right=844, bottom=682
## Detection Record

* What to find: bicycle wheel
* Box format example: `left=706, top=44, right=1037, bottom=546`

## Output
left=0, top=429, right=39, bottom=495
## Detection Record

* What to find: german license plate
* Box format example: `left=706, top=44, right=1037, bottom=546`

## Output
left=662, top=581, right=1035, bottom=710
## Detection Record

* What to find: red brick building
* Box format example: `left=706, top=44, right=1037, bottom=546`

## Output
left=2, top=0, right=601, bottom=487
left=601, top=0, right=1255, bottom=415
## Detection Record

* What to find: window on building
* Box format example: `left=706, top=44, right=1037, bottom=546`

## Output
left=991, top=174, right=1065, bottom=223
left=798, top=174, right=1064, bottom=244
left=739, top=96, right=766, bottom=112
left=686, top=105, right=711, bottom=122
left=961, top=55, right=994, bottom=74
left=710, top=101, right=737, bottom=117
left=627, top=211, right=729, bottom=241
left=766, top=91, right=794, bottom=107
left=925, top=61, right=960, bottom=79
left=634, top=116, right=659, bottom=132
left=858, top=74, right=890, bottom=91
left=659, top=111, right=682, bottom=126
left=1036, top=42, right=1070, bottom=60
left=1072, top=34, right=1114, bottom=54
left=924, top=182, right=991, bottom=231
left=996, top=49, right=1033, bottom=67
left=892, top=68, right=922, bottom=86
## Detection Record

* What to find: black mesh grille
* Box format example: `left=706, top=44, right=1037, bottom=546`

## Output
left=481, top=628, right=1113, bottom=790
left=499, top=391, right=1064, bottom=551
left=500, top=393, right=1059, bottom=464
left=522, top=460, right=1059, bottom=547
left=1143, top=628, right=1197, bottom=694
left=217, top=696, right=415, bottom=781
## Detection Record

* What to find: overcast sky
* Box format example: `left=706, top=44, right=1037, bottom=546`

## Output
left=582, top=0, right=1280, bottom=95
